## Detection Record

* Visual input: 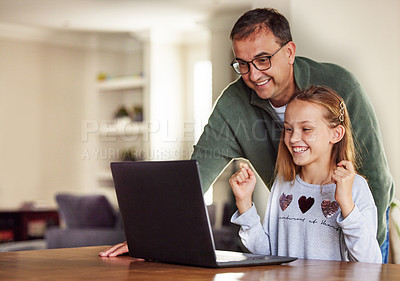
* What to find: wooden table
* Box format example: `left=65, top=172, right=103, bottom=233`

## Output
left=0, top=246, right=399, bottom=280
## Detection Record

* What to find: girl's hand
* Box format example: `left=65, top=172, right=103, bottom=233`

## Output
left=332, top=160, right=355, bottom=218
left=99, top=241, right=129, bottom=257
left=229, top=163, right=256, bottom=214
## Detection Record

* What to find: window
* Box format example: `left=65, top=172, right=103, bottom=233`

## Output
left=194, top=60, right=213, bottom=205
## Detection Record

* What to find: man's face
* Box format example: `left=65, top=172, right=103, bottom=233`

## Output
left=232, top=30, right=296, bottom=107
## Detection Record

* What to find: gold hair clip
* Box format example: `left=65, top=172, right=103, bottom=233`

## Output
left=339, top=102, right=345, bottom=122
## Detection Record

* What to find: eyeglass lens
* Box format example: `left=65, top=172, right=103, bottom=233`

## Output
left=235, top=57, right=271, bottom=74
left=232, top=41, right=289, bottom=75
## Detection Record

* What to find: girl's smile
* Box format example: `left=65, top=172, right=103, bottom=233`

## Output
left=292, top=146, right=309, bottom=153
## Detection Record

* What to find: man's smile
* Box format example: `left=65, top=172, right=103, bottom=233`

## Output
left=254, top=77, right=271, bottom=86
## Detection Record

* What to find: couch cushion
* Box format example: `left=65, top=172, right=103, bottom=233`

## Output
left=56, top=194, right=116, bottom=228
left=45, top=227, right=126, bottom=249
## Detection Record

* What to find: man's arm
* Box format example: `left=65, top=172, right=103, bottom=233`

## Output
left=191, top=103, right=245, bottom=192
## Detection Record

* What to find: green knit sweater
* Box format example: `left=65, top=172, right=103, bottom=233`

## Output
left=191, top=56, right=394, bottom=246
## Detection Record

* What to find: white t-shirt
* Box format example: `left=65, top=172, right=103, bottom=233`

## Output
left=268, top=100, right=287, bottom=124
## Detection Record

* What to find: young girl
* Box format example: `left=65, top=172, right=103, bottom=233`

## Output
left=229, top=86, right=382, bottom=263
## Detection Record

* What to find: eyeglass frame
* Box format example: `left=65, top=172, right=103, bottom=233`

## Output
left=230, top=41, right=290, bottom=75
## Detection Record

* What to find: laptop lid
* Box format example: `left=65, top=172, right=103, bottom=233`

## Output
left=111, top=160, right=297, bottom=268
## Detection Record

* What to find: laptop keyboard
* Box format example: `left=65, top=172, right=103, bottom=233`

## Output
left=216, top=250, right=266, bottom=262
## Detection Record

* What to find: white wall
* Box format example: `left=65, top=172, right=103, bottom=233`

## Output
left=0, top=36, right=90, bottom=208
left=146, top=32, right=185, bottom=161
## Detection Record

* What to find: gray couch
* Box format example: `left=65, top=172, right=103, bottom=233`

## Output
left=46, top=194, right=125, bottom=249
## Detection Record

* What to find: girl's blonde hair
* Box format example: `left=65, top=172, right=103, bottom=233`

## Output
left=275, top=85, right=357, bottom=182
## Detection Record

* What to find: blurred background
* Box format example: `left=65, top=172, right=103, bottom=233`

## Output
left=0, top=0, right=398, bottom=235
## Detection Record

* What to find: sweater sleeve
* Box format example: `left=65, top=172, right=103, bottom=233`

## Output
left=230, top=204, right=272, bottom=255
left=191, top=82, right=249, bottom=192
left=191, top=103, right=242, bottom=192
left=336, top=175, right=382, bottom=263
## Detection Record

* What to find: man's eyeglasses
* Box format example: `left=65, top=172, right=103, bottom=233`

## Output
left=230, top=41, right=289, bottom=75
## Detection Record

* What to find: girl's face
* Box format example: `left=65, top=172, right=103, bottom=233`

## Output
left=283, top=100, right=336, bottom=170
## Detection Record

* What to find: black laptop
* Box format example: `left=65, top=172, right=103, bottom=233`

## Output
left=110, top=160, right=297, bottom=268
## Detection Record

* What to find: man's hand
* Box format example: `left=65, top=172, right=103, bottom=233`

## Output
left=99, top=241, right=129, bottom=257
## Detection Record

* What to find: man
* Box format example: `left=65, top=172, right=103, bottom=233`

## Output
left=100, top=8, right=394, bottom=262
